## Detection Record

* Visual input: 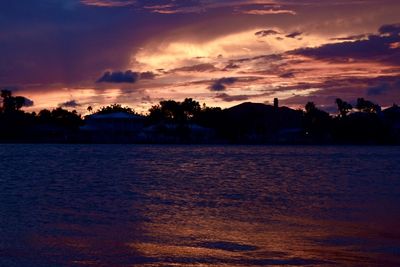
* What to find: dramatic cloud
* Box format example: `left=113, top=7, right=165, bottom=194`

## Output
left=224, top=63, right=240, bottom=70
left=140, top=1, right=297, bottom=15
left=367, top=78, right=400, bottom=96
left=210, top=77, right=238, bottom=91
left=97, top=71, right=140, bottom=83
left=97, top=70, right=156, bottom=83
left=331, top=34, right=368, bottom=41
left=80, top=0, right=136, bottom=7
left=293, top=24, right=400, bottom=65
left=173, top=63, right=218, bottom=73
left=241, top=8, right=296, bottom=15
left=58, top=100, right=81, bottom=108
left=379, top=23, right=400, bottom=35
left=139, top=71, right=156, bottom=80
left=286, top=32, right=302, bottom=39
left=279, top=72, right=295, bottom=78
left=367, top=84, right=390, bottom=96
left=255, top=30, right=280, bottom=37
left=215, top=93, right=250, bottom=102
left=2, top=0, right=400, bottom=113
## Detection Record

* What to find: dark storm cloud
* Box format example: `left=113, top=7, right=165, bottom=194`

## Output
left=210, top=83, right=226, bottom=92
left=330, top=34, right=368, bottom=41
left=286, top=32, right=302, bottom=38
left=367, top=84, right=391, bottom=96
left=379, top=23, right=400, bottom=35
left=229, top=54, right=283, bottom=64
left=139, top=71, right=157, bottom=80
left=215, top=93, right=250, bottom=102
left=293, top=24, right=400, bottom=65
left=1, top=0, right=397, bottom=87
left=367, top=78, right=400, bottom=96
left=139, top=1, right=296, bottom=15
left=0, top=0, right=179, bottom=86
left=173, top=63, right=218, bottom=72
left=276, top=76, right=399, bottom=96
left=209, top=77, right=238, bottom=91
left=97, top=71, right=140, bottom=83
left=223, top=63, right=240, bottom=70
left=80, top=0, right=393, bottom=14
left=2, top=0, right=400, bottom=111
left=96, top=70, right=157, bottom=83
left=58, top=100, right=81, bottom=108
left=255, top=29, right=280, bottom=37
left=279, top=72, right=295, bottom=78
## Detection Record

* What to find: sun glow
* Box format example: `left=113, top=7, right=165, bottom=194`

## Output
left=23, top=88, right=122, bottom=113
left=133, top=29, right=331, bottom=71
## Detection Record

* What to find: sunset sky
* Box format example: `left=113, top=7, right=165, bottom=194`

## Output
left=1, top=0, right=400, bottom=113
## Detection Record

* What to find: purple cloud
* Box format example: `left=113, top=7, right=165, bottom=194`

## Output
left=215, top=93, right=250, bottom=102
left=58, top=100, right=81, bottom=108
left=255, top=30, right=280, bottom=37
left=293, top=24, right=400, bottom=65
left=97, top=70, right=139, bottom=83
left=209, top=77, right=238, bottom=91
left=286, top=32, right=302, bottom=39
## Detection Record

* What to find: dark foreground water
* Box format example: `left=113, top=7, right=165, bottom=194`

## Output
left=1, top=145, right=400, bottom=266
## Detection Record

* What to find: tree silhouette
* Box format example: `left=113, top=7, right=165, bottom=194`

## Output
left=14, top=96, right=27, bottom=110
left=303, top=101, right=332, bottom=141
left=305, top=102, right=317, bottom=114
left=160, top=100, right=182, bottom=121
left=1, top=90, right=11, bottom=98
left=356, top=98, right=381, bottom=113
left=194, top=105, right=223, bottom=129
left=181, top=98, right=201, bottom=120
left=1, top=90, right=32, bottom=113
left=1, top=89, right=16, bottom=113
left=335, top=98, right=353, bottom=117
left=149, top=98, right=201, bottom=123
left=0, top=93, right=399, bottom=144
left=97, top=104, right=135, bottom=115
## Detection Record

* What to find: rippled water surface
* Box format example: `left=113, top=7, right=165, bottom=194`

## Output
left=1, top=145, right=400, bottom=266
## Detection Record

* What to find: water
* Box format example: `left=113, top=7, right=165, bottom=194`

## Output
left=1, top=145, right=400, bottom=266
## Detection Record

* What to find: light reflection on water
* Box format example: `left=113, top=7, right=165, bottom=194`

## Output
left=1, top=145, right=400, bottom=266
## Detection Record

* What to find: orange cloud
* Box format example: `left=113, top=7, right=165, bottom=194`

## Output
left=241, top=8, right=296, bottom=15
left=80, top=0, right=136, bottom=7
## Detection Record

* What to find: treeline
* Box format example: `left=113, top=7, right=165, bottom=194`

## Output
left=0, top=89, right=399, bottom=144
left=0, top=90, right=82, bottom=141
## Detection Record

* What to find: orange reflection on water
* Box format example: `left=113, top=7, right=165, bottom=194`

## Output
left=3, top=146, right=400, bottom=266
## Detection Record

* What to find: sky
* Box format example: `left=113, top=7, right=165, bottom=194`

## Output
left=1, top=0, right=400, bottom=114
